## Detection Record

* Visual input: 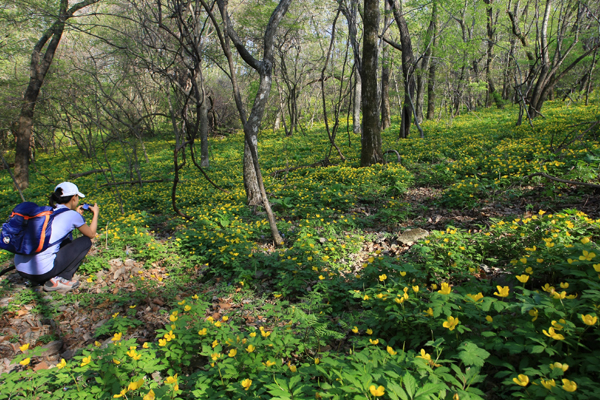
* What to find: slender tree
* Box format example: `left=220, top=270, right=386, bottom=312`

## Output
left=13, top=0, right=101, bottom=190
left=360, top=0, right=383, bottom=166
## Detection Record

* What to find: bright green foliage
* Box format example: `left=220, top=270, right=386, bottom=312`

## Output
left=0, top=99, right=599, bottom=398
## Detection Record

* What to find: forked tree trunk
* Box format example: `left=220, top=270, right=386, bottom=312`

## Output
left=204, top=0, right=289, bottom=245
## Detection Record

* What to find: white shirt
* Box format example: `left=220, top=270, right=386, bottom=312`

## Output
left=15, top=205, right=85, bottom=275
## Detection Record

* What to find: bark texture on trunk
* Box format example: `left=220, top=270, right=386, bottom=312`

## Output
left=426, top=1, right=438, bottom=120
left=200, top=99, right=210, bottom=168
left=353, top=67, right=362, bottom=134
left=416, top=0, right=437, bottom=122
left=380, top=0, right=391, bottom=130
left=341, top=0, right=362, bottom=135
left=484, top=0, right=503, bottom=108
left=360, top=0, right=383, bottom=166
left=387, top=0, right=415, bottom=139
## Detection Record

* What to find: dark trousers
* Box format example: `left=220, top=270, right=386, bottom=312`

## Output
left=18, top=236, right=92, bottom=284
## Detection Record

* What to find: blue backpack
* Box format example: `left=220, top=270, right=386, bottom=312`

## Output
left=0, top=202, right=70, bottom=255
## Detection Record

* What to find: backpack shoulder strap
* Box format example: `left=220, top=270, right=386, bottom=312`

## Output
left=47, top=208, right=78, bottom=247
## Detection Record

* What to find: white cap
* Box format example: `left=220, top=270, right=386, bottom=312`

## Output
left=55, top=182, right=85, bottom=198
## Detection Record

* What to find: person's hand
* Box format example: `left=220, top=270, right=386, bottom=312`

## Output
left=76, top=205, right=85, bottom=216
left=90, top=203, right=99, bottom=215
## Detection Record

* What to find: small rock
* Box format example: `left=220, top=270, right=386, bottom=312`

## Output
left=60, top=349, right=75, bottom=361
left=152, top=298, right=164, bottom=306
left=41, top=341, right=63, bottom=357
left=113, top=267, right=126, bottom=281
left=397, top=228, right=429, bottom=245
left=124, top=259, right=135, bottom=267
left=34, top=361, right=49, bottom=371
left=319, top=237, right=326, bottom=243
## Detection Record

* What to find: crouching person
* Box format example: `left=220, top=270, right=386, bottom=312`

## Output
left=15, top=182, right=99, bottom=292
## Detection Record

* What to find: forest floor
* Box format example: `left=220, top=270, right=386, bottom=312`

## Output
left=0, top=99, right=599, bottom=398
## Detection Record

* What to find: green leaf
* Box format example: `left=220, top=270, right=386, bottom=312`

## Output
left=457, top=341, right=490, bottom=367
left=388, top=382, right=409, bottom=400
left=530, top=345, right=545, bottom=354
left=415, top=383, right=447, bottom=399
left=403, top=372, right=417, bottom=398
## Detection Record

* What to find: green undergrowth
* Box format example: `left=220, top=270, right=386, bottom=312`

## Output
left=0, top=99, right=599, bottom=399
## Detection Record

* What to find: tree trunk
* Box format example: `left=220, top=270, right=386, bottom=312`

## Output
left=417, top=0, right=437, bottom=122
left=208, top=0, right=289, bottom=245
left=353, top=67, right=362, bottom=134
left=380, top=0, right=391, bottom=130
left=243, top=138, right=262, bottom=205
left=200, top=97, right=210, bottom=168
left=484, top=0, right=503, bottom=108
left=341, top=0, right=362, bottom=135
left=426, top=1, right=438, bottom=120
left=360, top=0, right=383, bottom=166
left=387, top=0, right=416, bottom=139
left=13, top=0, right=100, bottom=190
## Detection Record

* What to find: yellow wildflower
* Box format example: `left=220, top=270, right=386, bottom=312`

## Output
left=516, top=275, right=529, bottom=283
left=443, top=316, right=460, bottom=331
left=81, top=355, right=91, bottom=367
left=540, top=378, right=555, bottom=390
left=369, top=385, right=385, bottom=397
left=352, top=326, right=358, bottom=333
left=128, top=379, right=144, bottom=391
left=543, top=327, right=565, bottom=340
left=19, top=344, right=29, bottom=352
left=550, top=362, right=568, bottom=371
left=369, top=338, right=379, bottom=345
left=143, top=390, right=155, bottom=400
left=57, top=359, right=67, bottom=369
left=467, top=293, right=483, bottom=302
left=562, top=379, right=577, bottom=392
left=246, top=345, right=255, bottom=353
left=438, top=282, right=452, bottom=295
left=379, top=274, right=387, bottom=282
left=416, top=349, right=431, bottom=361
left=581, top=314, right=598, bottom=325
left=512, top=374, right=529, bottom=387
left=19, top=358, right=30, bottom=366
left=241, top=378, right=252, bottom=391
left=387, top=346, right=397, bottom=356
left=486, top=315, right=493, bottom=323
left=494, top=286, right=509, bottom=297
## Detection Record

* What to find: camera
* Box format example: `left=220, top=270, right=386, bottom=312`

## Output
left=82, top=204, right=91, bottom=211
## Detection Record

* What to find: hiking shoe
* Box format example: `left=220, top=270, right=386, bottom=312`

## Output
left=44, top=276, right=80, bottom=292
